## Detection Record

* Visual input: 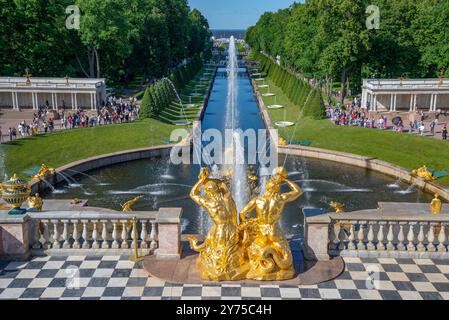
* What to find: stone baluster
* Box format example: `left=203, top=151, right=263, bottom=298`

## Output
left=52, top=220, right=61, bottom=249
left=81, top=220, right=90, bottom=249
left=397, top=223, right=406, bottom=251
left=386, top=223, right=395, bottom=251
left=376, top=223, right=385, bottom=251
left=62, top=220, right=71, bottom=249
left=438, top=224, right=447, bottom=252
left=357, top=223, right=366, bottom=250
left=141, top=220, right=149, bottom=249
left=328, top=223, right=336, bottom=250
left=427, top=223, right=436, bottom=252
left=367, top=223, right=375, bottom=251
left=92, top=220, right=100, bottom=249
left=417, top=223, right=426, bottom=252
left=111, top=221, right=120, bottom=249
left=407, top=223, right=416, bottom=251
left=348, top=224, right=356, bottom=250
left=101, top=221, right=110, bottom=249
left=32, top=220, right=42, bottom=249
left=131, top=220, right=139, bottom=249
left=338, top=224, right=346, bottom=251
left=150, top=221, right=158, bottom=251
left=121, top=220, right=129, bottom=249
left=72, top=220, right=81, bottom=249
left=40, top=220, right=51, bottom=250
left=330, top=223, right=340, bottom=250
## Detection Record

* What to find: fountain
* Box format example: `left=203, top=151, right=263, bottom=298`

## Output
left=165, top=78, right=192, bottom=126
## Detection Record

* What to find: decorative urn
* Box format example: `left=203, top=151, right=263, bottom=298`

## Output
left=0, top=174, right=31, bottom=215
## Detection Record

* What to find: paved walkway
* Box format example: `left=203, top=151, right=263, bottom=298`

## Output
left=1, top=255, right=448, bottom=300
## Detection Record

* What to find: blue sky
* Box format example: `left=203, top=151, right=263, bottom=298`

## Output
left=188, top=0, right=298, bottom=30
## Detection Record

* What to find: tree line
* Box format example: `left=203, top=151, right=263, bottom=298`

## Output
left=0, top=0, right=212, bottom=85
left=245, top=0, right=449, bottom=103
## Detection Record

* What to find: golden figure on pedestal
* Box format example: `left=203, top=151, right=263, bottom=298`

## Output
left=33, top=164, right=56, bottom=181
left=188, top=166, right=303, bottom=282
left=430, top=194, right=443, bottom=215
left=188, top=168, right=248, bottom=281
left=28, top=193, right=43, bottom=211
left=240, top=167, right=303, bottom=281
left=412, top=166, right=436, bottom=182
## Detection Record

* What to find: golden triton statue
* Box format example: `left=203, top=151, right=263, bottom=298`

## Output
left=33, top=164, right=56, bottom=181
left=412, top=165, right=436, bottom=182
left=239, top=167, right=303, bottom=281
left=121, top=195, right=144, bottom=212
left=188, top=168, right=248, bottom=281
left=28, top=193, right=43, bottom=211
left=430, top=194, right=443, bottom=215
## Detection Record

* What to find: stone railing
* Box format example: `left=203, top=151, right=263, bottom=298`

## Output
left=304, top=205, right=449, bottom=261
left=0, top=208, right=182, bottom=261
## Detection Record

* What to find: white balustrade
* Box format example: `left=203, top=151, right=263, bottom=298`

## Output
left=28, top=213, right=160, bottom=254
left=326, top=214, right=449, bottom=258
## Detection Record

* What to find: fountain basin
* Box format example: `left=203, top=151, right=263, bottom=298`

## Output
left=275, top=121, right=295, bottom=127
left=267, top=105, right=284, bottom=110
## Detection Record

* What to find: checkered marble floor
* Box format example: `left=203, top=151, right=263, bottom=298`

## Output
left=1, top=255, right=449, bottom=300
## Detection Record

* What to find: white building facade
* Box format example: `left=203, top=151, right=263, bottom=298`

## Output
left=0, top=77, right=106, bottom=111
left=361, top=78, right=449, bottom=113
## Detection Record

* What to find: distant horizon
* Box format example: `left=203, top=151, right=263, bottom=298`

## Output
left=188, top=0, right=298, bottom=29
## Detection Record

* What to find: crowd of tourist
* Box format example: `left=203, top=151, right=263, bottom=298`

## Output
left=325, top=99, right=449, bottom=141
left=0, top=97, right=140, bottom=143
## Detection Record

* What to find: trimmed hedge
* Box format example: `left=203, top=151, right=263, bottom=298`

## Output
left=255, top=52, right=325, bottom=120
left=141, top=55, right=203, bottom=119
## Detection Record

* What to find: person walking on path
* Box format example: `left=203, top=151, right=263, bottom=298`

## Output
left=443, top=125, right=448, bottom=140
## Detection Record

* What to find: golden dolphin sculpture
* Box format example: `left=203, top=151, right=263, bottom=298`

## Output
left=189, top=167, right=303, bottom=282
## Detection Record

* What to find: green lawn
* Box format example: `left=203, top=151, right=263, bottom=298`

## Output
left=1, top=119, right=184, bottom=178
left=260, top=78, right=449, bottom=186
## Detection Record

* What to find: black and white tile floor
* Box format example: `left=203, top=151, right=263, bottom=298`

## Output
left=1, top=255, right=449, bottom=300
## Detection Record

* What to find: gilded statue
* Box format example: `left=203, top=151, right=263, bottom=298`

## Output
left=70, top=198, right=82, bottom=205
left=188, top=168, right=248, bottom=281
left=28, top=193, right=43, bottom=211
left=330, top=201, right=345, bottom=214
left=430, top=194, right=443, bottom=215
left=33, top=164, right=56, bottom=181
left=412, top=166, right=436, bottom=182
left=278, top=137, right=287, bottom=146
left=239, top=167, right=303, bottom=281
left=121, top=196, right=144, bottom=212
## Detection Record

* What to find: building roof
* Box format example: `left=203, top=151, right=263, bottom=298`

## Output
left=0, top=77, right=105, bottom=90
left=363, top=78, right=449, bottom=92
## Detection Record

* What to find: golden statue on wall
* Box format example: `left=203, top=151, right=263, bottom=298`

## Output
left=33, top=164, right=56, bottom=181
left=28, top=193, right=43, bottom=211
left=430, top=194, right=443, bottom=215
left=412, top=166, right=436, bottom=182
left=189, top=166, right=303, bottom=282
